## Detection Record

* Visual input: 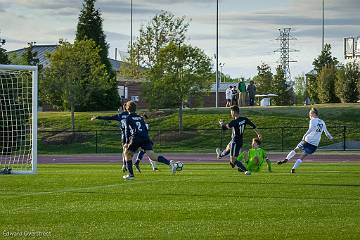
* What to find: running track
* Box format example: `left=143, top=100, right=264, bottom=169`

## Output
left=39, top=153, right=360, bottom=164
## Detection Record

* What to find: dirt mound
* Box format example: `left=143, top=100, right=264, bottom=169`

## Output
left=153, top=131, right=197, bottom=142
left=42, top=131, right=93, bottom=145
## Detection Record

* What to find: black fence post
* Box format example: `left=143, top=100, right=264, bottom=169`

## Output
left=95, top=130, right=98, bottom=153
left=281, top=127, right=284, bottom=152
left=343, top=126, right=346, bottom=151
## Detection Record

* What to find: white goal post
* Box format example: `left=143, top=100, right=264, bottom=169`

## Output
left=0, top=64, right=38, bottom=174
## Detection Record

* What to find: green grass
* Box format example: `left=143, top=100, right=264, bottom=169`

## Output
left=38, top=104, right=360, bottom=154
left=1, top=162, right=360, bottom=239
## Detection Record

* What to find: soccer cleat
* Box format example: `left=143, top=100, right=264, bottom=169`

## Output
left=169, top=160, right=177, bottom=174
left=244, top=171, right=251, bottom=176
left=134, top=160, right=141, bottom=173
left=277, top=159, right=288, bottom=165
left=122, top=174, right=135, bottom=180
left=216, top=148, right=222, bottom=159
left=291, top=169, right=296, bottom=174
left=152, top=167, right=159, bottom=172
left=121, top=165, right=127, bottom=172
left=229, top=161, right=235, bottom=168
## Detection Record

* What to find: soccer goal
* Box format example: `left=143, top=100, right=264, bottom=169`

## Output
left=0, top=64, right=38, bottom=174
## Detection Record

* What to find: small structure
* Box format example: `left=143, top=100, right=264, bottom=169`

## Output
left=255, top=94, right=278, bottom=106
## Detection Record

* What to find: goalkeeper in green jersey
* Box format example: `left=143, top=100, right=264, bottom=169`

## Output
left=237, top=138, right=272, bottom=175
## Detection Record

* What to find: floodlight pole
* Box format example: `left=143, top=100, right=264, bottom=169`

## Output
left=322, top=0, right=324, bottom=50
left=215, top=0, right=219, bottom=108
left=130, top=0, right=133, bottom=54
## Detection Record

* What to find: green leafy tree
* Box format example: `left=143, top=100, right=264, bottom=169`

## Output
left=253, top=63, right=272, bottom=94
left=0, top=37, right=10, bottom=64
left=313, top=44, right=339, bottom=73
left=121, top=10, right=189, bottom=78
left=308, top=44, right=339, bottom=104
left=335, top=61, right=360, bottom=103
left=305, top=71, right=318, bottom=103
left=76, top=0, right=112, bottom=73
left=145, top=42, right=212, bottom=131
left=8, top=42, right=39, bottom=66
left=317, top=65, right=339, bottom=103
left=42, top=40, right=119, bottom=130
left=294, top=74, right=306, bottom=104
left=272, top=66, right=291, bottom=105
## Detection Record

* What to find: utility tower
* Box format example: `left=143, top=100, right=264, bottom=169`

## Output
left=274, top=28, right=298, bottom=82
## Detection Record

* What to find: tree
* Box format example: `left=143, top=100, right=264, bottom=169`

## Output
left=305, top=71, right=318, bottom=103
left=8, top=42, right=39, bottom=66
left=335, top=61, right=360, bottom=103
left=272, top=66, right=292, bottom=105
left=76, top=0, right=112, bottom=73
left=294, top=74, right=306, bottom=104
left=42, top=40, right=119, bottom=130
left=121, top=10, right=189, bottom=78
left=0, top=36, right=10, bottom=64
left=317, top=65, right=339, bottom=103
left=253, top=63, right=272, bottom=94
left=313, top=44, right=339, bottom=73
left=144, top=42, right=212, bottom=131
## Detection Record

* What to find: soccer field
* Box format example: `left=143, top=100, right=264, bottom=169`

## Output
left=1, top=163, right=360, bottom=239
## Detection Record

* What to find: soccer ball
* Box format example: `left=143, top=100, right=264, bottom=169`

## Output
left=176, top=161, right=184, bottom=171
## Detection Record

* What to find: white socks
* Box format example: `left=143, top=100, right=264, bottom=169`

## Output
left=150, top=160, right=157, bottom=169
left=286, top=150, right=296, bottom=160
left=292, top=159, right=302, bottom=169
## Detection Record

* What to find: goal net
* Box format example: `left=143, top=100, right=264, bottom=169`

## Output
left=0, top=64, right=38, bottom=174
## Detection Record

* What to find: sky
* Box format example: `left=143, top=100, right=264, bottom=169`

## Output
left=0, top=0, right=359, bottom=78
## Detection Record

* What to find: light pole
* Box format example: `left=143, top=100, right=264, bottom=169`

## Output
left=215, top=0, right=219, bottom=108
left=322, top=0, right=324, bottom=50
left=130, top=0, right=133, bottom=55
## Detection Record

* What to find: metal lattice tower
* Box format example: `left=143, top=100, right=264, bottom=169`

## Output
left=274, top=28, right=298, bottom=82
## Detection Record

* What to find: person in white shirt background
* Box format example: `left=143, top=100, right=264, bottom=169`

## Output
left=277, top=107, right=334, bottom=173
left=225, top=86, right=233, bottom=107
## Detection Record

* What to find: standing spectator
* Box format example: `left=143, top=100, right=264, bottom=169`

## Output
left=232, top=86, right=238, bottom=106
left=225, top=86, right=233, bottom=107
left=238, top=78, right=247, bottom=106
left=247, top=81, right=256, bottom=106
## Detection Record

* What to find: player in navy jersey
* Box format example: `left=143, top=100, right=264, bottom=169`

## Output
left=91, top=104, right=128, bottom=172
left=133, top=114, right=158, bottom=172
left=122, top=101, right=179, bottom=180
left=216, top=105, right=261, bottom=173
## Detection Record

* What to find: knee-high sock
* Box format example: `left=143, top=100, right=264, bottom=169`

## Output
left=286, top=150, right=296, bottom=161
left=292, top=159, right=302, bottom=169
left=158, top=156, right=170, bottom=165
left=122, top=154, right=126, bottom=166
left=136, top=150, right=145, bottom=161
left=220, top=149, right=230, bottom=158
left=149, top=160, right=157, bottom=169
left=126, top=160, right=134, bottom=176
left=235, top=160, right=247, bottom=172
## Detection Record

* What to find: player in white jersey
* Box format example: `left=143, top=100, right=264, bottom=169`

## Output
left=277, top=108, right=333, bottom=173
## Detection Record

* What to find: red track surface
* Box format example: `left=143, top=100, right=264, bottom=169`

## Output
left=39, top=153, right=360, bottom=164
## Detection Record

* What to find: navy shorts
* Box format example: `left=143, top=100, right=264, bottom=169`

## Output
left=297, top=141, right=317, bottom=155
left=127, top=137, right=153, bottom=153
left=229, top=139, right=243, bottom=157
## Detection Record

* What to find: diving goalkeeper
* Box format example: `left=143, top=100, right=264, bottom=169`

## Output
left=238, top=138, right=272, bottom=175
